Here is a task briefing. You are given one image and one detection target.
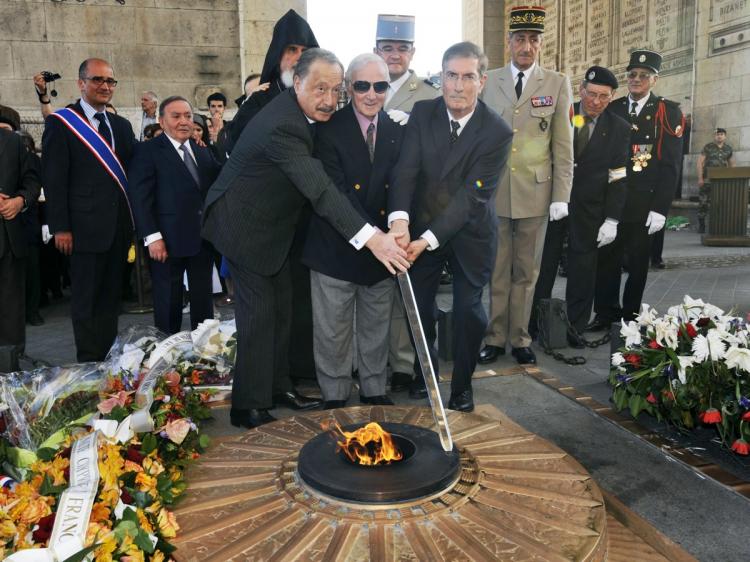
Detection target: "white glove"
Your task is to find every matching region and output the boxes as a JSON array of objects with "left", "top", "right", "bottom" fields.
[
  {"left": 387, "top": 109, "right": 409, "bottom": 126},
  {"left": 548, "top": 202, "right": 569, "bottom": 221},
  {"left": 596, "top": 219, "right": 618, "bottom": 248},
  {"left": 41, "top": 224, "right": 52, "bottom": 244},
  {"left": 645, "top": 211, "right": 666, "bottom": 235}
]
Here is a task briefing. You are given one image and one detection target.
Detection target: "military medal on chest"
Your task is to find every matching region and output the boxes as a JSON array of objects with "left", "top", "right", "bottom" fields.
[{"left": 631, "top": 144, "right": 652, "bottom": 172}]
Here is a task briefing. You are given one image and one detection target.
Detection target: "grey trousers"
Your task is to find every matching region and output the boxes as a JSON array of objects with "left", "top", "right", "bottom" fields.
[{"left": 311, "top": 271, "right": 393, "bottom": 400}]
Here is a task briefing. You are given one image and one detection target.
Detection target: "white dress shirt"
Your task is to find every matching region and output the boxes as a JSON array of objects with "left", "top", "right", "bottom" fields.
[
  {"left": 627, "top": 94, "right": 649, "bottom": 117},
  {"left": 510, "top": 62, "right": 536, "bottom": 96}
]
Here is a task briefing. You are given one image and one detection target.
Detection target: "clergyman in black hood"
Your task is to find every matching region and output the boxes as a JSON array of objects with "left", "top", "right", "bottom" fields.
[{"left": 225, "top": 9, "right": 318, "bottom": 150}]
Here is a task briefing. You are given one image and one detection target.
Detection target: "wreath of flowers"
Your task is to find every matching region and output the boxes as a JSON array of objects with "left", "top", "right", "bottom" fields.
[{"left": 610, "top": 296, "right": 750, "bottom": 455}]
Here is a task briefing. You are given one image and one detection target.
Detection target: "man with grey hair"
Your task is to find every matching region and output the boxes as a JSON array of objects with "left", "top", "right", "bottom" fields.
[
  {"left": 202, "top": 48, "right": 410, "bottom": 428},
  {"left": 129, "top": 95, "right": 221, "bottom": 334},
  {"left": 302, "top": 53, "right": 404, "bottom": 409},
  {"left": 388, "top": 41, "right": 513, "bottom": 412},
  {"left": 138, "top": 90, "right": 158, "bottom": 140}
]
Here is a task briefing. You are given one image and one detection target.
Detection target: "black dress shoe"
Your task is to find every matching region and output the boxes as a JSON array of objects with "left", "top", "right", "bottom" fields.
[
  {"left": 323, "top": 400, "right": 347, "bottom": 410},
  {"left": 360, "top": 395, "right": 394, "bottom": 406},
  {"left": 273, "top": 390, "right": 322, "bottom": 410},
  {"left": 478, "top": 345, "right": 505, "bottom": 364},
  {"left": 230, "top": 408, "right": 276, "bottom": 429},
  {"left": 585, "top": 316, "right": 612, "bottom": 332},
  {"left": 390, "top": 372, "right": 413, "bottom": 392},
  {"left": 567, "top": 332, "right": 586, "bottom": 349},
  {"left": 447, "top": 389, "right": 474, "bottom": 412},
  {"left": 511, "top": 346, "right": 536, "bottom": 365},
  {"left": 651, "top": 261, "right": 666, "bottom": 269},
  {"left": 409, "top": 378, "right": 428, "bottom": 399},
  {"left": 26, "top": 312, "right": 45, "bottom": 326}
]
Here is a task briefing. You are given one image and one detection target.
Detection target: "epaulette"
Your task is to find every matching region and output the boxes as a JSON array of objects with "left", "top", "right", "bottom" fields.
[
  {"left": 658, "top": 96, "right": 681, "bottom": 108},
  {"left": 424, "top": 78, "right": 440, "bottom": 90}
]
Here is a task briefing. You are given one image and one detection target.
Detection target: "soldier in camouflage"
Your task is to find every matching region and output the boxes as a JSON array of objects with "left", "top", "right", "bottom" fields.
[{"left": 696, "top": 127, "right": 735, "bottom": 233}]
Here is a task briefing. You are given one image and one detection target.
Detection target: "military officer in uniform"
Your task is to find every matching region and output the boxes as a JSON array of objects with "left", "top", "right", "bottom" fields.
[
  {"left": 374, "top": 14, "right": 440, "bottom": 397},
  {"left": 478, "top": 5, "right": 574, "bottom": 365},
  {"left": 529, "top": 66, "right": 630, "bottom": 346},
  {"left": 696, "top": 127, "right": 734, "bottom": 233},
  {"left": 589, "top": 49, "right": 684, "bottom": 330}
]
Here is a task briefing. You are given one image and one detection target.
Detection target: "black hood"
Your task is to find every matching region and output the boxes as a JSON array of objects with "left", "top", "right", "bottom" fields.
[{"left": 260, "top": 9, "right": 319, "bottom": 87}]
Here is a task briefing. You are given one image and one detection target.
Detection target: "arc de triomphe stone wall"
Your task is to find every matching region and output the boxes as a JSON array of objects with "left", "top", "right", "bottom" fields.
[
  {"left": 0, "top": 0, "right": 304, "bottom": 138},
  {"left": 464, "top": 0, "right": 750, "bottom": 198}
]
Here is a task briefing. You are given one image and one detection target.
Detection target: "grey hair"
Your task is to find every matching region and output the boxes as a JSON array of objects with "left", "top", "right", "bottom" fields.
[
  {"left": 293, "top": 48, "right": 344, "bottom": 81},
  {"left": 345, "top": 53, "right": 388, "bottom": 83},
  {"left": 159, "top": 95, "right": 192, "bottom": 117},
  {"left": 142, "top": 90, "right": 158, "bottom": 103},
  {"left": 442, "top": 42, "right": 488, "bottom": 75}
]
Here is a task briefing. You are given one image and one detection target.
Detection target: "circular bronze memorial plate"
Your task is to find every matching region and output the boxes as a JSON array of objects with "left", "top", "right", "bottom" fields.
[{"left": 173, "top": 406, "right": 607, "bottom": 561}]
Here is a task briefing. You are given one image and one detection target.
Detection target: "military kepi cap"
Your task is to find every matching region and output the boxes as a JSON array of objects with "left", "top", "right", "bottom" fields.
[
  {"left": 627, "top": 49, "right": 662, "bottom": 74},
  {"left": 376, "top": 14, "right": 415, "bottom": 42},
  {"left": 583, "top": 66, "right": 618, "bottom": 90},
  {"left": 508, "top": 5, "right": 546, "bottom": 33}
]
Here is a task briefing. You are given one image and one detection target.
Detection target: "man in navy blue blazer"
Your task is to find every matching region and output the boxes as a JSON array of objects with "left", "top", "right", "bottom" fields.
[{"left": 129, "top": 96, "right": 221, "bottom": 334}]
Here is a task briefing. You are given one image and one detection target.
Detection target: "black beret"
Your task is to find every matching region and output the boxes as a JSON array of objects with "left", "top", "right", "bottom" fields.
[
  {"left": 583, "top": 66, "right": 618, "bottom": 90},
  {"left": 0, "top": 104, "right": 20, "bottom": 131},
  {"left": 715, "top": 127, "right": 726, "bottom": 134}
]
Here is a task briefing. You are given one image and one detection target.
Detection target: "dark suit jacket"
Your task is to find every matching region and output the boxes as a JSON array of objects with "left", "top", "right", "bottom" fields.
[
  {"left": 202, "top": 89, "right": 367, "bottom": 277},
  {"left": 128, "top": 133, "right": 221, "bottom": 258},
  {"left": 389, "top": 97, "right": 512, "bottom": 286},
  {"left": 41, "top": 101, "right": 136, "bottom": 252},
  {"left": 609, "top": 93, "right": 684, "bottom": 222},
  {"left": 569, "top": 103, "right": 630, "bottom": 252},
  {"left": 0, "top": 130, "right": 42, "bottom": 258},
  {"left": 302, "top": 105, "right": 403, "bottom": 286}
]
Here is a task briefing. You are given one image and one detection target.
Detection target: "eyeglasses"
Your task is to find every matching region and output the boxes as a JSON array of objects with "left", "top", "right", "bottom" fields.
[
  {"left": 581, "top": 88, "right": 612, "bottom": 102},
  {"left": 377, "top": 45, "right": 413, "bottom": 54},
  {"left": 352, "top": 80, "right": 389, "bottom": 94},
  {"left": 443, "top": 71, "right": 479, "bottom": 84},
  {"left": 627, "top": 71, "right": 653, "bottom": 81},
  {"left": 85, "top": 76, "right": 118, "bottom": 87}
]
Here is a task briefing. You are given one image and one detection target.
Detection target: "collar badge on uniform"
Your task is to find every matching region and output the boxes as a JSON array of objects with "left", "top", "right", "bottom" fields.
[{"left": 409, "top": 82, "right": 417, "bottom": 91}]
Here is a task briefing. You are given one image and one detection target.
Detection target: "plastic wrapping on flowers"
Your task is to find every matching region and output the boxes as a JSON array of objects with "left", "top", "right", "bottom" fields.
[
  {"left": 609, "top": 296, "right": 750, "bottom": 454},
  {"left": 0, "top": 323, "right": 229, "bottom": 560}
]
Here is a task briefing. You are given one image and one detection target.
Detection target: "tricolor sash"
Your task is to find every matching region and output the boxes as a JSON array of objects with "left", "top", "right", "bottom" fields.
[{"left": 51, "top": 107, "right": 134, "bottom": 226}]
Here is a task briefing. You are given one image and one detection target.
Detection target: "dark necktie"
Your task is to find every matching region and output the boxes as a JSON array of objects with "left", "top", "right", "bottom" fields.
[
  {"left": 576, "top": 116, "right": 591, "bottom": 157},
  {"left": 449, "top": 120, "right": 460, "bottom": 145},
  {"left": 94, "top": 112, "right": 112, "bottom": 147},
  {"left": 366, "top": 122, "right": 375, "bottom": 163},
  {"left": 515, "top": 71, "right": 524, "bottom": 100},
  {"left": 179, "top": 143, "right": 200, "bottom": 185},
  {"left": 629, "top": 101, "right": 638, "bottom": 121}
]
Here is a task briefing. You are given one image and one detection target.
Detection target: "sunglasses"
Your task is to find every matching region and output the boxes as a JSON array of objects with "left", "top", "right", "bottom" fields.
[
  {"left": 84, "top": 76, "right": 119, "bottom": 87},
  {"left": 352, "top": 80, "right": 389, "bottom": 94},
  {"left": 627, "top": 71, "right": 653, "bottom": 81}
]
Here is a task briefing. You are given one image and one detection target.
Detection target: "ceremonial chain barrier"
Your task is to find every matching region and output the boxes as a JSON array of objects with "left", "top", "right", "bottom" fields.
[
  {"left": 610, "top": 296, "right": 750, "bottom": 456},
  {"left": 0, "top": 320, "right": 236, "bottom": 561}
]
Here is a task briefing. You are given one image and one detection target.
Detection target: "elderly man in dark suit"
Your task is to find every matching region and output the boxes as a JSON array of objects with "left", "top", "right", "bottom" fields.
[
  {"left": 529, "top": 66, "right": 630, "bottom": 346},
  {"left": 388, "top": 42, "right": 513, "bottom": 412},
  {"left": 42, "top": 58, "right": 136, "bottom": 361},
  {"left": 129, "top": 96, "right": 221, "bottom": 334},
  {"left": 202, "top": 48, "right": 409, "bottom": 429},
  {"left": 302, "top": 53, "right": 403, "bottom": 409},
  {"left": 0, "top": 123, "right": 42, "bottom": 354}
]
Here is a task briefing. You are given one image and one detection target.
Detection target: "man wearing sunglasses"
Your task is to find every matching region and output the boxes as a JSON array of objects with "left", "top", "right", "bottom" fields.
[
  {"left": 374, "top": 13, "right": 440, "bottom": 398},
  {"left": 42, "top": 58, "right": 137, "bottom": 361},
  {"left": 588, "top": 49, "right": 684, "bottom": 332},
  {"left": 388, "top": 42, "right": 513, "bottom": 412},
  {"left": 302, "top": 54, "right": 404, "bottom": 409}
]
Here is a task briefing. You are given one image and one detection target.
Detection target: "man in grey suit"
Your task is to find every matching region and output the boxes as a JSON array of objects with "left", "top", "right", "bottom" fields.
[
  {"left": 202, "top": 49, "right": 409, "bottom": 429},
  {"left": 478, "top": 6, "right": 574, "bottom": 366}
]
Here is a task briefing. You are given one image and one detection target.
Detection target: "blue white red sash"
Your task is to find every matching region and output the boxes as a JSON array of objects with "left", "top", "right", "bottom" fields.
[{"left": 51, "top": 107, "right": 134, "bottom": 226}]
